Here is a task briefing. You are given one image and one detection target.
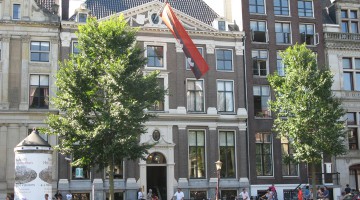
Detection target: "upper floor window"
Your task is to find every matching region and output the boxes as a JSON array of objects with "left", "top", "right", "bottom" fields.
[
  {"left": 149, "top": 78, "right": 165, "bottom": 111},
  {"left": 13, "top": 4, "right": 21, "bottom": 20},
  {"left": 341, "top": 10, "right": 359, "bottom": 33},
  {"left": 30, "top": 41, "right": 50, "bottom": 62},
  {"left": 249, "top": 0, "right": 265, "bottom": 14},
  {"left": 186, "top": 47, "right": 203, "bottom": 70},
  {"left": 255, "top": 132, "right": 273, "bottom": 176},
  {"left": 300, "top": 24, "right": 316, "bottom": 45},
  {"left": 250, "top": 21, "right": 267, "bottom": 43},
  {"left": 29, "top": 75, "right": 49, "bottom": 109},
  {"left": 274, "top": 0, "right": 289, "bottom": 16},
  {"left": 216, "top": 49, "right": 233, "bottom": 71},
  {"left": 275, "top": 22, "right": 291, "bottom": 44},
  {"left": 281, "top": 137, "right": 298, "bottom": 176},
  {"left": 253, "top": 85, "right": 270, "bottom": 118},
  {"left": 276, "top": 51, "right": 285, "bottom": 76},
  {"left": 343, "top": 57, "right": 360, "bottom": 91},
  {"left": 78, "top": 13, "right": 87, "bottom": 23},
  {"left": 189, "top": 130, "right": 206, "bottom": 178},
  {"left": 187, "top": 79, "right": 204, "bottom": 112},
  {"left": 219, "top": 131, "right": 236, "bottom": 178},
  {"left": 72, "top": 41, "right": 80, "bottom": 54},
  {"left": 347, "top": 112, "right": 359, "bottom": 150},
  {"left": 218, "top": 21, "right": 226, "bottom": 31},
  {"left": 217, "top": 80, "right": 234, "bottom": 112},
  {"left": 252, "top": 50, "right": 268, "bottom": 76},
  {"left": 147, "top": 45, "right": 164, "bottom": 68},
  {"left": 298, "top": 0, "right": 313, "bottom": 17},
  {"left": 105, "top": 162, "right": 123, "bottom": 179}
]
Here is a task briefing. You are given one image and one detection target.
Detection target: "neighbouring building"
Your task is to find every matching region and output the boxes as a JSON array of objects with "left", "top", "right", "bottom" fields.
[
  {"left": 59, "top": 0, "right": 247, "bottom": 199},
  {"left": 0, "top": 0, "right": 60, "bottom": 199},
  {"left": 323, "top": 0, "right": 360, "bottom": 193}
]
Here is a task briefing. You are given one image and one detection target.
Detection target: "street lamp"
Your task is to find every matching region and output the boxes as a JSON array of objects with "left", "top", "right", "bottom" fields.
[{"left": 215, "top": 160, "right": 223, "bottom": 200}]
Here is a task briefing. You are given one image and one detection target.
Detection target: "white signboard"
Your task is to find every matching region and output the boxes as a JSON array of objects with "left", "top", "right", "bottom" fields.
[{"left": 14, "top": 152, "right": 52, "bottom": 200}]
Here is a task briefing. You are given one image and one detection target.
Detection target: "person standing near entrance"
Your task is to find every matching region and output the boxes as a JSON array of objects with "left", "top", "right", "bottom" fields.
[
  {"left": 147, "top": 189, "right": 153, "bottom": 200},
  {"left": 138, "top": 188, "right": 145, "bottom": 200},
  {"left": 173, "top": 188, "right": 184, "bottom": 200},
  {"left": 345, "top": 184, "right": 351, "bottom": 194}
]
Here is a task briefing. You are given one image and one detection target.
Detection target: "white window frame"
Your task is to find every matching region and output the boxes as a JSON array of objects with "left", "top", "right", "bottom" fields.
[
  {"left": 252, "top": 50, "right": 268, "bottom": 77},
  {"left": 215, "top": 48, "right": 234, "bottom": 72},
  {"left": 217, "top": 79, "right": 235, "bottom": 113},
  {"left": 275, "top": 21, "right": 292, "bottom": 44},
  {"left": 298, "top": 0, "right": 314, "bottom": 18},
  {"left": 276, "top": 51, "right": 285, "bottom": 76},
  {"left": 218, "top": 129, "right": 237, "bottom": 178},
  {"left": 253, "top": 85, "right": 271, "bottom": 118},
  {"left": 77, "top": 13, "right": 88, "bottom": 23},
  {"left": 249, "top": 0, "right": 266, "bottom": 15},
  {"left": 186, "top": 47, "right": 203, "bottom": 70},
  {"left": 300, "top": 23, "right": 316, "bottom": 46},
  {"left": 186, "top": 78, "right": 205, "bottom": 113},
  {"left": 255, "top": 132, "right": 274, "bottom": 177},
  {"left": 13, "top": 3, "right": 21, "bottom": 20},
  {"left": 188, "top": 129, "right": 207, "bottom": 179},
  {"left": 29, "top": 74, "right": 50, "bottom": 109},
  {"left": 72, "top": 41, "right": 79, "bottom": 54},
  {"left": 144, "top": 42, "right": 167, "bottom": 70},
  {"left": 250, "top": 20, "right": 268, "bottom": 43},
  {"left": 30, "top": 41, "right": 50, "bottom": 62},
  {"left": 274, "top": 0, "right": 290, "bottom": 16}
]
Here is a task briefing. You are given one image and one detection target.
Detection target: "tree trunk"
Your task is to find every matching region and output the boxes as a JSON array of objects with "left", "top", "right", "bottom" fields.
[
  {"left": 311, "top": 162, "right": 317, "bottom": 200},
  {"left": 109, "top": 163, "right": 114, "bottom": 200}
]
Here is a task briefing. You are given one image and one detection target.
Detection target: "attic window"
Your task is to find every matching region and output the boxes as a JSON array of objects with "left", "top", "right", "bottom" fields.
[
  {"left": 218, "top": 21, "right": 226, "bottom": 31},
  {"left": 78, "top": 13, "right": 87, "bottom": 23}
]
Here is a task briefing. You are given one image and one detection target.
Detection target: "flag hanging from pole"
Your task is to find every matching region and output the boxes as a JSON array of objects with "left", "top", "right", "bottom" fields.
[{"left": 160, "top": 3, "right": 209, "bottom": 79}]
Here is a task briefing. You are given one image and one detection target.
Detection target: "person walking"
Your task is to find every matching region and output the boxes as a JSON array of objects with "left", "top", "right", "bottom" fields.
[
  {"left": 173, "top": 188, "right": 184, "bottom": 200},
  {"left": 297, "top": 187, "right": 303, "bottom": 200},
  {"left": 45, "top": 194, "right": 49, "bottom": 200},
  {"left": 138, "top": 188, "right": 145, "bottom": 200},
  {"left": 147, "top": 189, "right": 153, "bottom": 200},
  {"left": 345, "top": 184, "right": 351, "bottom": 194},
  {"left": 239, "top": 188, "right": 249, "bottom": 200}
]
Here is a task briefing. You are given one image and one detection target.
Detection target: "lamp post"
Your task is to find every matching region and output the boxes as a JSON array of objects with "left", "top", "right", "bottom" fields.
[{"left": 215, "top": 160, "right": 222, "bottom": 200}]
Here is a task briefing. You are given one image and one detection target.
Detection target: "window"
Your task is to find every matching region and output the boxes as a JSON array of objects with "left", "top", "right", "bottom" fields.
[
  {"left": 275, "top": 22, "right": 291, "bottom": 44},
  {"left": 252, "top": 50, "right": 268, "bottom": 76},
  {"left": 300, "top": 24, "right": 316, "bottom": 45},
  {"left": 277, "top": 51, "right": 285, "bottom": 76},
  {"left": 29, "top": 75, "right": 49, "bottom": 109},
  {"left": 274, "top": 0, "right": 289, "bottom": 16},
  {"left": 72, "top": 163, "right": 90, "bottom": 179},
  {"left": 149, "top": 78, "right": 164, "bottom": 111},
  {"left": 105, "top": 162, "right": 123, "bottom": 179},
  {"left": 186, "top": 47, "right": 203, "bottom": 70},
  {"left": 190, "top": 191, "right": 207, "bottom": 200},
  {"left": 71, "top": 193, "right": 90, "bottom": 200},
  {"left": 13, "top": 4, "right": 20, "bottom": 19},
  {"left": 341, "top": 10, "right": 359, "bottom": 33},
  {"left": 30, "top": 41, "right": 50, "bottom": 62},
  {"left": 187, "top": 79, "right": 204, "bottom": 112},
  {"left": 255, "top": 132, "right": 273, "bottom": 176},
  {"left": 343, "top": 57, "right": 360, "bottom": 91},
  {"left": 253, "top": 85, "right": 270, "bottom": 118},
  {"left": 216, "top": 49, "right": 233, "bottom": 71},
  {"left": 106, "top": 192, "right": 123, "bottom": 200},
  {"left": 347, "top": 112, "right": 359, "bottom": 150},
  {"left": 78, "top": 13, "right": 87, "bottom": 22},
  {"left": 218, "top": 21, "right": 226, "bottom": 31},
  {"left": 189, "top": 130, "right": 206, "bottom": 178},
  {"left": 72, "top": 41, "right": 80, "bottom": 54},
  {"left": 281, "top": 137, "right": 298, "bottom": 176},
  {"left": 249, "top": 0, "right": 265, "bottom": 14},
  {"left": 250, "top": 21, "right": 267, "bottom": 42},
  {"left": 298, "top": 0, "right": 313, "bottom": 17},
  {"left": 219, "top": 131, "right": 235, "bottom": 178},
  {"left": 217, "top": 80, "right": 234, "bottom": 112},
  {"left": 147, "top": 45, "right": 164, "bottom": 68},
  {"left": 220, "top": 190, "right": 237, "bottom": 200}
]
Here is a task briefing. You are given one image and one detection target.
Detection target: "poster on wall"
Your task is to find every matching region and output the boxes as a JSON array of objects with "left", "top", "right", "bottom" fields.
[{"left": 14, "top": 152, "right": 52, "bottom": 200}]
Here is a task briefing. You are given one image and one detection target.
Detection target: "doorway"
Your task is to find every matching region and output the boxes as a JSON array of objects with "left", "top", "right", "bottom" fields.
[{"left": 147, "top": 166, "right": 167, "bottom": 200}]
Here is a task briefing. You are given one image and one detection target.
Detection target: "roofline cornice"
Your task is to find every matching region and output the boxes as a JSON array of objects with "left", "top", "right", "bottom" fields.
[
  {"left": 0, "top": 20, "right": 60, "bottom": 27},
  {"left": 139, "top": 27, "right": 244, "bottom": 38}
]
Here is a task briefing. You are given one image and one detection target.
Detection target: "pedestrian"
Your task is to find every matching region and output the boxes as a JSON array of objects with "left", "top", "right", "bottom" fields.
[
  {"left": 304, "top": 186, "right": 310, "bottom": 200},
  {"left": 345, "top": 184, "right": 351, "bottom": 194},
  {"left": 239, "top": 188, "right": 249, "bottom": 200},
  {"left": 147, "top": 189, "right": 153, "bottom": 200},
  {"left": 45, "top": 194, "right": 49, "bottom": 200},
  {"left": 297, "top": 187, "right": 303, "bottom": 200},
  {"left": 55, "top": 191, "right": 62, "bottom": 200},
  {"left": 322, "top": 186, "right": 329, "bottom": 200},
  {"left": 6, "top": 195, "right": 12, "bottom": 200},
  {"left": 317, "top": 186, "right": 323, "bottom": 200},
  {"left": 138, "top": 188, "right": 145, "bottom": 200},
  {"left": 173, "top": 188, "right": 184, "bottom": 200}
]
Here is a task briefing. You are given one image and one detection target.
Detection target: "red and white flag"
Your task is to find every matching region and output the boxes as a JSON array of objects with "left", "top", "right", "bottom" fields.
[{"left": 160, "top": 3, "right": 209, "bottom": 79}]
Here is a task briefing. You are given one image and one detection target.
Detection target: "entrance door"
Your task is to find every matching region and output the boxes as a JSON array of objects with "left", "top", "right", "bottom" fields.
[{"left": 147, "top": 166, "right": 167, "bottom": 200}]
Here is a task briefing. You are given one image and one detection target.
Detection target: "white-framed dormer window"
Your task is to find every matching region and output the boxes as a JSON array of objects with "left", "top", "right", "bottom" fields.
[
  {"left": 78, "top": 13, "right": 87, "bottom": 23},
  {"left": 145, "top": 43, "right": 166, "bottom": 69},
  {"left": 216, "top": 49, "right": 233, "bottom": 71},
  {"left": 218, "top": 21, "right": 226, "bottom": 31},
  {"left": 13, "top": 4, "right": 21, "bottom": 20},
  {"left": 186, "top": 47, "right": 203, "bottom": 70},
  {"left": 252, "top": 50, "right": 268, "bottom": 76},
  {"left": 30, "top": 41, "right": 50, "bottom": 62}
]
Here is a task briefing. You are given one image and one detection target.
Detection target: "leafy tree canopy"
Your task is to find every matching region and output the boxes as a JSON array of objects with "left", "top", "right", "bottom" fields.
[
  {"left": 42, "top": 15, "right": 166, "bottom": 170},
  {"left": 268, "top": 43, "right": 347, "bottom": 164}
]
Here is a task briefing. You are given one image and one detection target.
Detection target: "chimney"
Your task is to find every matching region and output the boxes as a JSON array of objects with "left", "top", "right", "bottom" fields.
[{"left": 62, "top": 0, "right": 69, "bottom": 20}]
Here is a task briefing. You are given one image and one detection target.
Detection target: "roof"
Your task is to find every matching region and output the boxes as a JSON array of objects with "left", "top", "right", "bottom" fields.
[
  {"left": 16, "top": 129, "right": 51, "bottom": 147},
  {"left": 82, "top": 0, "right": 219, "bottom": 25}
]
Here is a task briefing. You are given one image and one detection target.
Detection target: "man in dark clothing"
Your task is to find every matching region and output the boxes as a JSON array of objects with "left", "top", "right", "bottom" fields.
[{"left": 345, "top": 184, "right": 351, "bottom": 194}]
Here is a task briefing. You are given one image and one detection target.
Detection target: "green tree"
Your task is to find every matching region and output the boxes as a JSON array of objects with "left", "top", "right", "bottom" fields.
[
  {"left": 268, "top": 44, "right": 347, "bottom": 196},
  {"left": 43, "top": 16, "right": 165, "bottom": 200}
]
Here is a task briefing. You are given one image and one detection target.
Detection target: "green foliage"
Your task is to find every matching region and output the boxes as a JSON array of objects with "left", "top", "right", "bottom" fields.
[
  {"left": 42, "top": 15, "right": 166, "bottom": 170},
  {"left": 268, "top": 43, "right": 347, "bottom": 164}
]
